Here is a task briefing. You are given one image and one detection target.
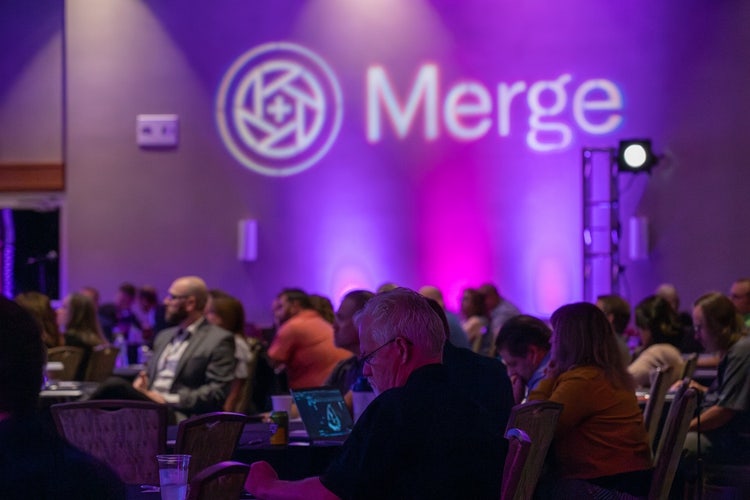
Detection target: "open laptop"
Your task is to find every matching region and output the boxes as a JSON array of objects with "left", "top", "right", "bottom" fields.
[{"left": 290, "top": 386, "right": 354, "bottom": 444}]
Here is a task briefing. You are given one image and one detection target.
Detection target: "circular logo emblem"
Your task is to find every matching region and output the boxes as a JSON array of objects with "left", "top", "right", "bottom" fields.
[{"left": 216, "top": 42, "right": 343, "bottom": 177}]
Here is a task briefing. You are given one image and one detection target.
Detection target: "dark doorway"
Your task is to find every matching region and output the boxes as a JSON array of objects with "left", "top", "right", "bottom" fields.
[{"left": 1, "top": 209, "right": 60, "bottom": 299}]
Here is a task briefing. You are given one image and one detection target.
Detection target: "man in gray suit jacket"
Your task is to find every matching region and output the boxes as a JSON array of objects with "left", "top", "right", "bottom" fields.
[{"left": 132, "top": 276, "right": 235, "bottom": 419}]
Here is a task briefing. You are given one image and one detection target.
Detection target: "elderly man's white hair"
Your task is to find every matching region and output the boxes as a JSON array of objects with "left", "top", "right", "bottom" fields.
[{"left": 356, "top": 287, "right": 444, "bottom": 357}]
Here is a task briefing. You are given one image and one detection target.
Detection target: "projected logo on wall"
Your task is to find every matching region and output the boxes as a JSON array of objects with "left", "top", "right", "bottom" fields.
[
  {"left": 218, "top": 42, "right": 626, "bottom": 176},
  {"left": 216, "top": 42, "right": 343, "bottom": 177}
]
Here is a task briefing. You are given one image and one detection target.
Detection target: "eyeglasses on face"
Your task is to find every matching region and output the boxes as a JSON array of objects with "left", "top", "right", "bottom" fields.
[
  {"left": 166, "top": 293, "right": 189, "bottom": 301},
  {"left": 359, "top": 337, "right": 412, "bottom": 365}
]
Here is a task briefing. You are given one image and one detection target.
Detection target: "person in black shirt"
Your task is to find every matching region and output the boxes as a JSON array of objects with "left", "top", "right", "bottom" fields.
[
  {"left": 246, "top": 288, "right": 506, "bottom": 499},
  {"left": 0, "top": 296, "right": 125, "bottom": 499}
]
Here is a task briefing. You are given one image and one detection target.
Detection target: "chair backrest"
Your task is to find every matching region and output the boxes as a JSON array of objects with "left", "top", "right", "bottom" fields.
[
  {"left": 186, "top": 461, "right": 250, "bottom": 500},
  {"left": 501, "top": 428, "right": 532, "bottom": 500},
  {"left": 84, "top": 344, "right": 120, "bottom": 382},
  {"left": 681, "top": 353, "right": 698, "bottom": 380},
  {"left": 175, "top": 412, "right": 247, "bottom": 479},
  {"left": 505, "top": 400, "right": 564, "bottom": 500},
  {"left": 648, "top": 382, "right": 698, "bottom": 500},
  {"left": 47, "top": 346, "right": 85, "bottom": 381},
  {"left": 643, "top": 365, "right": 672, "bottom": 450},
  {"left": 50, "top": 399, "right": 168, "bottom": 485}
]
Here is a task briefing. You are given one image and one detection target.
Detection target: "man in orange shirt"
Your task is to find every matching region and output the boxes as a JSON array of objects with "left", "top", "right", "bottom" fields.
[{"left": 268, "top": 288, "right": 351, "bottom": 389}]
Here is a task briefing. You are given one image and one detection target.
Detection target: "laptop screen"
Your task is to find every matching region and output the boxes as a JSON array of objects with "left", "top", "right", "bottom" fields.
[{"left": 290, "top": 386, "right": 354, "bottom": 439}]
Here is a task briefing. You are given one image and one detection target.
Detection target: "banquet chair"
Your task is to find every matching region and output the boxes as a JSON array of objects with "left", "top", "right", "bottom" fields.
[
  {"left": 186, "top": 461, "right": 250, "bottom": 500},
  {"left": 83, "top": 344, "right": 120, "bottom": 382},
  {"left": 175, "top": 411, "right": 247, "bottom": 479},
  {"left": 504, "top": 400, "right": 564, "bottom": 500},
  {"left": 681, "top": 353, "right": 698, "bottom": 380},
  {"left": 47, "top": 346, "right": 85, "bottom": 381},
  {"left": 51, "top": 399, "right": 168, "bottom": 485},
  {"left": 648, "top": 381, "right": 698, "bottom": 500},
  {"left": 501, "top": 428, "right": 532, "bottom": 500},
  {"left": 643, "top": 365, "right": 672, "bottom": 451}
]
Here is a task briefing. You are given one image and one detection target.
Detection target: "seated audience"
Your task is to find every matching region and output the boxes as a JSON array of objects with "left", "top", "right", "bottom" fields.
[
  {"left": 529, "top": 302, "right": 652, "bottom": 498},
  {"left": 0, "top": 296, "right": 126, "bottom": 499},
  {"left": 683, "top": 292, "right": 750, "bottom": 468},
  {"left": 325, "top": 290, "right": 375, "bottom": 397},
  {"left": 595, "top": 294, "right": 634, "bottom": 365},
  {"left": 418, "top": 285, "right": 471, "bottom": 349},
  {"left": 268, "top": 288, "right": 351, "bottom": 389},
  {"left": 92, "top": 276, "right": 236, "bottom": 421},
  {"left": 478, "top": 282, "right": 521, "bottom": 339},
  {"left": 460, "top": 287, "right": 492, "bottom": 355},
  {"left": 15, "top": 291, "right": 63, "bottom": 348},
  {"left": 58, "top": 292, "right": 108, "bottom": 379},
  {"left": 205, "top": 290, "right": 253, "bottom": 413},
  {"left": 309, "top": 294, "right": 336, "bottom": 325},
  {"left": 375, "top": 282, "right": 398, "bottom": 293},
  {"left": 246, "top": 288, "right": 507, "bottom": 499},
  {"left": 655, "top": 283, "right": 702, "bottom": 353},
  {"left": 428, "top": 298, "right": 514, "bottom": 429},
  {"left": 98, "top": 282, "right": 143, "bottom": 343},
  {"left": 628, "top": 295, "right": 685, "bottom": 387},
  {"left": 495, "top": 314, "right": 552, "bottom": 404},
  {"left": 135, "top": 285, "right": 170, "bottom": 344},
  {"left": 729, "top": 277, "right": 750, "bottom": 329}
]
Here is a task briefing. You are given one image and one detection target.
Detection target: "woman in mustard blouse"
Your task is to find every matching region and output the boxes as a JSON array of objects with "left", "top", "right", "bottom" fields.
[{"left": 529, "top": 302, "right": 653, "bottom": 498}]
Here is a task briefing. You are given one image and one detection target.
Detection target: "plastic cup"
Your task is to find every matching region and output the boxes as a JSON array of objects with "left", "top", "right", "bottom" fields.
[
  {"left": 271, "top": 394, "right": 294, "bottom": 414},
  {"left": 156, "top": 454, "right": 190, "bottom": 500}
]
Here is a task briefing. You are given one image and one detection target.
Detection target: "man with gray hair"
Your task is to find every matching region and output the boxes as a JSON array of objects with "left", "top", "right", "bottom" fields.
[{"left": 246, "top": 287, "right": 506, "bottom": 499}]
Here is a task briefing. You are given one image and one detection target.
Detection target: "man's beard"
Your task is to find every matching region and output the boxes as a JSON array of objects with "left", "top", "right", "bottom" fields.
[{"left": 166, "top": 306, "right": 189, "bottom": 324}]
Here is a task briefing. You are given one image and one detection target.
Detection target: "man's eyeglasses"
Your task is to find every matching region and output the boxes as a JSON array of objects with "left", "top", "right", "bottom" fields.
[
  {"left": 166, "top": 293, "right": 189, "bottom": 301},
  {"left": 359, "top": 337, "right": 412, "bottom": 365}
]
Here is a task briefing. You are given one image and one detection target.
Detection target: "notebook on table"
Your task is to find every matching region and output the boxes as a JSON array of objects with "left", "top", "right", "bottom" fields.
[{"left": 289, "top": 386, "right": 354, "bottom": 444}]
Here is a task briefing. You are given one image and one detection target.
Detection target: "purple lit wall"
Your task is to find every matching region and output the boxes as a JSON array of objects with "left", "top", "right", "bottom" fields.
[{"left": 2, "top": 1, "right": 749, "bottom": 323}]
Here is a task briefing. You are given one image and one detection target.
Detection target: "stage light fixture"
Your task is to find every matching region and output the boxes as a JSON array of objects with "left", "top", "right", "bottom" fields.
[{"left": 617, "top": 139, "right": 658, "bottom": 173}]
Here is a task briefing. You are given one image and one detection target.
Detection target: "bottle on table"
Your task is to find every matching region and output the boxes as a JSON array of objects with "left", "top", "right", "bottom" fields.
[{"left": 352, "top": 376, "right": 376, "bottom": 422}]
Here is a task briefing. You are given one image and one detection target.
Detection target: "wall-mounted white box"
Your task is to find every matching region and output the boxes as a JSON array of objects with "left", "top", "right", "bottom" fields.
[
  {"left": 136, "top": 114, "right": 179, "bottom": 147},
  {"left": 237, "top": 219, "right": 258, "bottom": 262}
]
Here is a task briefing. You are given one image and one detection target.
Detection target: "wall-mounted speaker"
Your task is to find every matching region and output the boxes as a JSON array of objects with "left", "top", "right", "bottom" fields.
[
  {"left": 237, "top": 219, "right": 258, "bottom": 262},
  {"left": 628, "top": 216, "right": 649, "bottom": 260}
]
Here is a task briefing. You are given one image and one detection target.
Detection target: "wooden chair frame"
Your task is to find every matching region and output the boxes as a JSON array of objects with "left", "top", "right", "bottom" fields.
[
  {"left": 648, "top": 382, "right": 698, "bottom": 500},
  {"left": 501, "top": 428, "right": 532, "bottom": 500},
  {"left": 504, "top": 400, "right": 564, "bottom": 500},
  {"left": 175, "top": 411, "right": 247, "bottom": 479},
  {"left": 47, "top": 346, "right": 85, "bottom": 381},
  {"left": 186, "top": 461, "right": 250, "bottom": 500},
  {"left": 643, "top": 365, "right": 672, "bottom": 451}
]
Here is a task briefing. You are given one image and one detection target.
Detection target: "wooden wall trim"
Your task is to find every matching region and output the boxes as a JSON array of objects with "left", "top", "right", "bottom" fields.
[{"left": 0, "top": 163, "right": 64, "bottom": 192}]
